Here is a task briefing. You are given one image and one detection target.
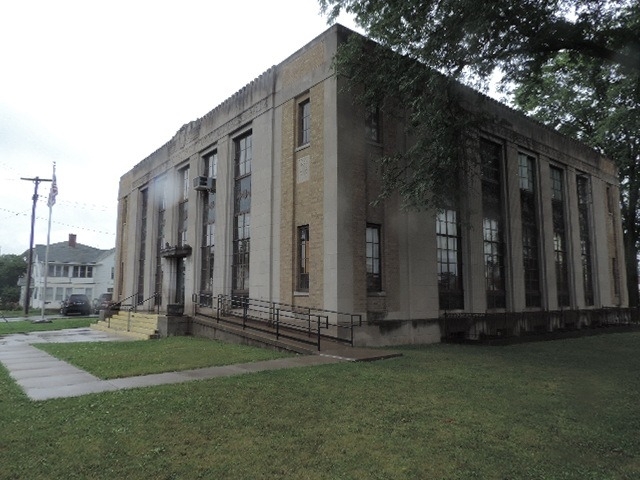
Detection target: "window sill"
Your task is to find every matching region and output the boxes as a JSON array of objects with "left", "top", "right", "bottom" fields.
[
  {"left": 295, "top": 143, "right": 310, "bottom": 153},
  {"left": 294, "top": 291, "right": 309, "bottom": 297},
  {"left": 367, "top": 291, "right": 386, "bottom": 297}
]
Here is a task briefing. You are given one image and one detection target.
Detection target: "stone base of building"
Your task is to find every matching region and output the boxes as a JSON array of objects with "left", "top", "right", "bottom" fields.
[
  {"left": 157, "top": 314, "right": 191, "bottom": 337},
  {"left": 353, "top": 319, "right": 441, "bottom": 347}
]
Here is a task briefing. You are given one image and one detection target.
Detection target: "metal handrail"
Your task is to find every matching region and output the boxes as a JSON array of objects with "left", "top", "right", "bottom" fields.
[
  {"left": 111, "top": 292, "right": 138, "bottom": 311},
  {"left": 135, "top": 292, "right": 160, "bottom": 314},
  {"left": 106, "top": 292, "right": 159, "bottom": 332},
  {"left": 202, "top": 294, "right": 359, "bottom": 350}
]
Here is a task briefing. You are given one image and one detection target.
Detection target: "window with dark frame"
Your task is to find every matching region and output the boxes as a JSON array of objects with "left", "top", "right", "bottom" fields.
[
  {"left": 298, "top": 99, "right": 310, "bottom": 146},
  {"left": 550, "top": 167, "right": 570, "bottom": 307},
  {"left": 297, "top": 225, "right": 310, "bottom": 292},
  {"left": 436, "top": 209, "right": 463, "bottom": 309},
  {"left": 481, "top": 139, "right": 506, "bottom": 309},
  {"left": 365, "top": 106, "right": 380, "bottom": 143},
  {"left": 612, "top": 258, "right": 621, "bottom": 296},
  {"left": 606, "top": 185, "right": 614, "bottom": 214},
  {"left": 577, "top": 174, "right": 594, "bottom": 306},
  {"left": 518, "top": 153, "right": 541, "bottom": 308},
  {"left": 366, "top": 224, "right": 382, "bottom": 292},
  {"left": 72, "top": 266, "right": 93, "bottom": 278},
  {"left": 118, "top": 197, "right": 128, "bottom": 298},
  {"left": 154, "top": 175, "right": 166, "bottom": 306},
  {"left": 200, "top": 151, "right": 217, "bottom": 306},
  {"left": 178, "top": 167, "right": 189, "bottom": 247},
  {"left": 232, "top": 133, "right": 252, "bottom": 295},
  {"left": 48, "top": 265, "right": 69, "bottom": 277},
  {"left": 137, "top": 188, "right": 148, "bottom": 305}
]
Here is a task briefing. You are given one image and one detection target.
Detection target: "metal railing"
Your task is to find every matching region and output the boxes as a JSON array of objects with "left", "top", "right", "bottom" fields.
[
  {"left": 193, "top": 293, "right": 361, "bottom": 351},
  {"left": 107, "top": 292, "right": 159, "bottom": 331},
  {"left": 441, "top": 307, "right": 640, "bottom": 342},
  {"left": 111, "top": 292, "right": 159, "bottom": 313},
  {"left": 136, "top": 292, "right": 160, "bottom": 314}
]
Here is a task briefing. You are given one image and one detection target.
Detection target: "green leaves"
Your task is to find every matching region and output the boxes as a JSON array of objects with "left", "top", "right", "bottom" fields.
[
  {"left": 0, "top": 254, "right": 26, "bottom": 308},
  {"left": 514, "top": 51, "right": 640, "bottom": 305}
]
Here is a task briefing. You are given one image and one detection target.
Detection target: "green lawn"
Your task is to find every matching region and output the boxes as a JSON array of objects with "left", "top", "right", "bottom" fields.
[
  {"left": 0, "top": 317, "right": 92, "bottom": 335},
  {"left": 1, "top": 333, "right": 639, "bottom": 479},
  {"left": 36, "top": 337, "right": 293, "bottom": 378}
]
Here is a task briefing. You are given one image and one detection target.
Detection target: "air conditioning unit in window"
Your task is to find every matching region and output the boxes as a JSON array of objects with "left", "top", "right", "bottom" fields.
[{"left": 193, "top": 176, "right": 216, "bottom": 192}]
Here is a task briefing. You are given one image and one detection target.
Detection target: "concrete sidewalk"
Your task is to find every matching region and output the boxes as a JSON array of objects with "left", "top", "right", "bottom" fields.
[{"left": 0, "top": 328, "right": 395, "bottom": 401}]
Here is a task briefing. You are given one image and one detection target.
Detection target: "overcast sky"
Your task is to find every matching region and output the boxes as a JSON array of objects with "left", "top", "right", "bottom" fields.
[{"left": 0, "top": 0, "right": 360, "bottom": 256}]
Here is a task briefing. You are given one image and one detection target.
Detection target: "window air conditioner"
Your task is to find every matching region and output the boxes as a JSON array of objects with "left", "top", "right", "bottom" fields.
[{"left": 193, "top": 176, "right": 216, "bottom": 192}]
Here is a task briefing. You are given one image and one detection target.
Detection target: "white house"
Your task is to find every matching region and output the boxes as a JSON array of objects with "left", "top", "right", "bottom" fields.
[{"left": 21, "top": 234, "right": 115, "bottom": 311}]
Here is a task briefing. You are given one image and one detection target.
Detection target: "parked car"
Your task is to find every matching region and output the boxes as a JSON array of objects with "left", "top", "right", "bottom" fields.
[
  {"left": 93, "top": 293, "right": 113, "bottom": 314},
  {"left": 60, "top": 294, "right": 92, "bottom": 316}
]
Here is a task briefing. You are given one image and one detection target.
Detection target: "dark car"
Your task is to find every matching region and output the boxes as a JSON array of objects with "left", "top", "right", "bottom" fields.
[
  {"left": 60, "top": 294, "right": 92, "bottom": 316},
  {"left": 93, "top": 293, "right": 113, "bottom": 314}
]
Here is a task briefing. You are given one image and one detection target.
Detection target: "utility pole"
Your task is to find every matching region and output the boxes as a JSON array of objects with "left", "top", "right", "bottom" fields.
[{"left": 20, "top": 176, "right": 52, "bottom": 316}]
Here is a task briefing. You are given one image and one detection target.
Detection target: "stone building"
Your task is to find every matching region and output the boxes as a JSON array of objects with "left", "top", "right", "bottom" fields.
[{"left": 114, "top": 25, "right": 627, "bottom": 346}]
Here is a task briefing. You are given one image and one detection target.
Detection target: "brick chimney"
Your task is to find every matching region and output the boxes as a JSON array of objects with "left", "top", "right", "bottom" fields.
[{"left": 68, "top": 234, "right": 77, "bottom": 247}]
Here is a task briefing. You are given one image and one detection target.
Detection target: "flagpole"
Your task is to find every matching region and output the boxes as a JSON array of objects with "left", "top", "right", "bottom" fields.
[{"left": 39, "top": 162, "right": 57, "bottom": 323}]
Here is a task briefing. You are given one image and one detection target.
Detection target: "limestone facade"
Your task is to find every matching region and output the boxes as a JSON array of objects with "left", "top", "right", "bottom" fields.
[{"left": 114, "top": 25, "right": 627, "bottom": 346}]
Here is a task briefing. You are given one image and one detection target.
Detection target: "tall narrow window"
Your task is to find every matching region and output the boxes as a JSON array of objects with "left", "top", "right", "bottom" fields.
[
  {"left": 518, "top": 154, "right": 541, "bottom": 307},
  {"left": 366, "top": 224, "right": 382, "bottom": 292},
  {"left": 118, "top": 197, "right": 128, "bottom": 297},
  {"left": 154, "top": 175, "right": 166, "bottom": 306},
  {"left": 577, "top": 174, "right": 594, "bottom": 306},
  {"left": 200, "top": 152, "right": 217, "bottom": 305},
  {"left": 137, "top": 189, "right": 148, "bottom": 305},
  {"left": 481, "top": 139, "right": 506, "bottom": 309},
  {"left": 298, "top": 99, "right": 310, "bottom": 146},
  {"left": 233, "top": 133, "right": 252, "bottom": 296},
  {"left": 178, "top": 167, "right": 189, "bottom": 246},
  {"left": 612, "top": 258, "right": 621, "bottom": 296},
  {"left": 174, "top": 168, "right": 189, "bottom": 305},
  {"left": 606, "top": 186, "right": 614, "bottom": 215},
  {"left": 437, "top": 209, "right": 463, "bottom": 309},
  {"left": 551, "top": 167, "right": 570, "bottom": 307},
  {"left": 365, "top": 106, "right": 380, "bottom": 143},
  {"left": 298, "top": 225, "right": 310, "bottom": 291}
]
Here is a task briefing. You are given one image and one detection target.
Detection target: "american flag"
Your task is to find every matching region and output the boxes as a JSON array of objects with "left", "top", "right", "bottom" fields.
[{"left": 47, "top": 170, "right": 58, "bottom": 207}]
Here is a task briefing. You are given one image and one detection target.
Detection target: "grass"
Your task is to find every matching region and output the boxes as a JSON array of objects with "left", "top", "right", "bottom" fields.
[
  {"left": 0, "top": 317, "right": 92, "bottom": 335},
  {"left": 35, "top": 337, "right": 293, "bottom": 378},
  {"left": 0, "top": 308, "right": 60, "bottom": 318},
  {"left": 1, "top": 332, "right": 639, "bottom": 479}
]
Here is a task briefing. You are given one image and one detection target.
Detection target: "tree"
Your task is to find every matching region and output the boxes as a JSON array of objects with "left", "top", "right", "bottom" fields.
[
  {"left": 320, "top": 0, "right": 640, "bottom": 304},
  {"left": 0, "top": 254, "right": 27, "bottom": 309},
  {"left": 514, "top": 55, "right": 640, "bottom": 306},
  {"left": 321, "top": 1, "right": 639, "bottom": 82}
]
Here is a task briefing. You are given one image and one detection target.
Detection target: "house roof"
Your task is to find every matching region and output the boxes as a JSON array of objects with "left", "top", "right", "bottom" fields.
[{"left": 27, "top": 242, "right": 113, "bottom": 264}]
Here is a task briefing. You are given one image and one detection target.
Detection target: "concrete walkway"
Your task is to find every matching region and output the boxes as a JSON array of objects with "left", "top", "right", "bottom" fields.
[{"left": 0, "top": 328, "right": 393, "bottom": 401}]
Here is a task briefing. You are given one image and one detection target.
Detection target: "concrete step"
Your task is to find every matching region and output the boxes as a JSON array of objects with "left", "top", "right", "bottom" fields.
[
  {"left": 102, "top": 318, "right": 156, "bottom": 333},
  {"left": 91, "top": 311, "right": 159, "bottom": 340},
  {"left": 91, "top": 321, "right": 156, "bottom": 340},
  {"left": 107, "top": 316, "right": 158, "bottom": 331}
]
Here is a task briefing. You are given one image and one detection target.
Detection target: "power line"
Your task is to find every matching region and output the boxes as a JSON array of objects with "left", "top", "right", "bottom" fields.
[{"left": 0, "top": 207, "right": 115, "bottom": 236}]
